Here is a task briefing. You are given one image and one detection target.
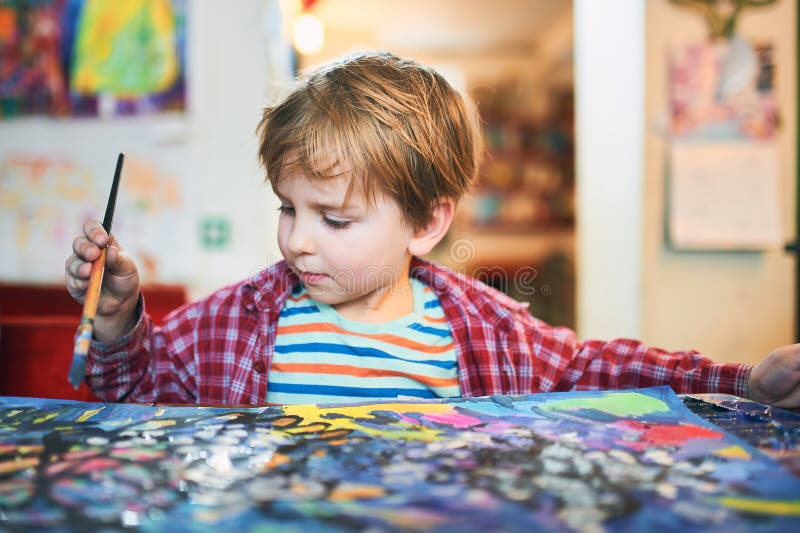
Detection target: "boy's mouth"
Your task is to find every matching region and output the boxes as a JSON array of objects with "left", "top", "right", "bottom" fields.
[{"left": 298, "top": 270, "right": 328, "bottom": 285}]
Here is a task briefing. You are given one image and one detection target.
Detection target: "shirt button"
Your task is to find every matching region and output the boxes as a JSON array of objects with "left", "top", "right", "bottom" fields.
[{"left": 253, "top": 361, "right": 266, "bottom": 373}]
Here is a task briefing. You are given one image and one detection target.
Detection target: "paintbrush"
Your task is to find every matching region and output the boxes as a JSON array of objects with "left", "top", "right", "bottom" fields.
[{"left": 68, "top": 153, "right": 125, "bottom": 389}]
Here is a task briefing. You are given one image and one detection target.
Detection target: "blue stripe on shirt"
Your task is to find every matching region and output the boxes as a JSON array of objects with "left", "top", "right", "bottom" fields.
[
  {"left": 280, "top": 306, "right": 320, "bottom": 318},
  {"left": 407, "top": 323, "right": 451, "bottom": 337},
  {"left": 274, "top": 342, "right": 457, "bottom": 369}
]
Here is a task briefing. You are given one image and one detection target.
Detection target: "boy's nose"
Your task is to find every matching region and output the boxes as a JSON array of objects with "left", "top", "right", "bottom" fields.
[{"left": 287, "top": 222, "right": 316, "bottom": 255}]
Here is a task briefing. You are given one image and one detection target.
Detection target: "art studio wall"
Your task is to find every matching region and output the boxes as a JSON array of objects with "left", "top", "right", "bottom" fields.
[
  {"left": 0, "top": 0, "right": 290, "bottom": 299},
  {"left": 642, "top": 0, "right": 796, "bottom": 363}
]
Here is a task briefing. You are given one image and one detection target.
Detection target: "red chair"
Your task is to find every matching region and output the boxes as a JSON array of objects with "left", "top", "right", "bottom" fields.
[{"left": 0, "top": 283, "right": 187, "bottom": 401}]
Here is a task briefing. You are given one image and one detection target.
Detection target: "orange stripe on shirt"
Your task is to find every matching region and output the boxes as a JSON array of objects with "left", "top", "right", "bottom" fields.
[
  {"left": 421, "top": 314, "right": 447, "bottom": 323},
  {"left": 288, "top": 292, "right": 312, "bottom": 303},
  {"left": 270, "top": 362, "right": 459, "bottom": 388},
  {"left": 277, "top": 322, "right": 454, "bottom": 353}
]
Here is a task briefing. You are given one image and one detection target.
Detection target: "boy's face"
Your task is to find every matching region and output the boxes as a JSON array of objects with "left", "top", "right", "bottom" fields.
[{"left": 275, "top": 168, "right": 417, "bottom": 319}]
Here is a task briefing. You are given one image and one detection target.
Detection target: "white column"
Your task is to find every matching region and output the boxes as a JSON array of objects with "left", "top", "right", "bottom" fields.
[{"left": 574, "top": 0, "right": 645, "bottom": 339}]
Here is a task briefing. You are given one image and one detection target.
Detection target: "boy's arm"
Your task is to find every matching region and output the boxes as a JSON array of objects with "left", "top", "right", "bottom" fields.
[
  {"left": 86, "top": 294, "right": 198, "bottom": 403},
  {"left": 517, "top": 319, "right": 750, "bottom": 397},
  {"left": 562, "top": 336, "right": 751, "bottom": 397},
  {"left": 524, "top": 318, "right": 800, "bottom": 408}
]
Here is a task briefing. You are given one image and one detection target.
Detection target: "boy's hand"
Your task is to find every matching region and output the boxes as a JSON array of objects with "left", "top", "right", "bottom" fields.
[
  {"left": 747, "top": 343, "right": 800, "bottom": 408},
  {"left": 65, "top": 220, "right": 140, "bottom": 341}
]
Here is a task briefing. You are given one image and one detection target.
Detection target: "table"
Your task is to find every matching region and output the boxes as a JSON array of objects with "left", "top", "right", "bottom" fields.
[{"left": 1, "top": 386, "right": 799, "bottom": 532}]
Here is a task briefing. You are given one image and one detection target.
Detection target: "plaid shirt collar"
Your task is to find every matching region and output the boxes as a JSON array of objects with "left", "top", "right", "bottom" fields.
[{"left": 242, "top": 256, "right": 526, "bottom": 326}]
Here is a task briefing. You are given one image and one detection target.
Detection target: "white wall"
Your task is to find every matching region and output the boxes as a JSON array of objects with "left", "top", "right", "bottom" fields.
[
  {"left": 187, "top": 0, "right": 288, "bottom": 298},
  {"left": 643, "top": 0, "right": 796, "bottom": 363},
  {"left": 0, "top": 0, "right": 290, "bottom": 299},
  {"left": 575, "top": 0, "right": 795, "bottom": 363}
]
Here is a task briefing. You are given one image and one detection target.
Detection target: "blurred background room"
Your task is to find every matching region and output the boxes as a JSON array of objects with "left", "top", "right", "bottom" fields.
[{"left": 0, "top": 0, "right": 796, "bottom": 400}]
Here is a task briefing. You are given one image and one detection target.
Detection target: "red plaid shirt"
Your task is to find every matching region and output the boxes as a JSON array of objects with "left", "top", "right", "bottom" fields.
[{"left": 87, "top": 258, "right": 752, "bottom": 404}]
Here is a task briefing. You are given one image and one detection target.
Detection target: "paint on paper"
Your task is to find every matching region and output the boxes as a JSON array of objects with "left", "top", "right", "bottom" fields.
[
  {"left": 0, "top": 0, "right": 186, "bottom": 119},
  {"left": 1, "top": 386, "right": 799, "bottom": 532},
  {"left": 0, "top": 151, "right": 186, "bottom": 282}
]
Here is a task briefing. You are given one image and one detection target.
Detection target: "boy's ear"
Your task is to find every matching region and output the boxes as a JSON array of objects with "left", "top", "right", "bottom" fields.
[{"left": 408, "top": 198, "right": 455, "bottom": 256}]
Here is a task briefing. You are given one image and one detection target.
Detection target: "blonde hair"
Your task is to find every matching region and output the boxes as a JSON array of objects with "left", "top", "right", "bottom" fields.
[{"left": 257, "top": 51, "right": 483, "bottom": 230}]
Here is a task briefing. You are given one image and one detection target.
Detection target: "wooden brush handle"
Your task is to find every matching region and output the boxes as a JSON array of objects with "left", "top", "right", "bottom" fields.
[{"left": 81, "top": 247, "right": 107, "bottom": 320}]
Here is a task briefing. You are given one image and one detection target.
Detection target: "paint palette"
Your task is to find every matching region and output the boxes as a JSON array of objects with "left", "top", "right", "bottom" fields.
[{"left": 1, "top": 386, "right": 799, "bottom": 532}]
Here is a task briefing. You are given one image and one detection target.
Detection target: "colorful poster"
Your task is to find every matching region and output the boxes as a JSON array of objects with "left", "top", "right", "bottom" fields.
[
  {"left": 667, "top": 37, "right": 782, "bottom": 250},
  {"left": 1, "top": 387, "right": 799, "bottom": 531},
  {"left": 669, "top": 38, "right": 777, "bottom": 141},
  {"left": 0, "top": 0, "right": 186, "bottom": 119}
]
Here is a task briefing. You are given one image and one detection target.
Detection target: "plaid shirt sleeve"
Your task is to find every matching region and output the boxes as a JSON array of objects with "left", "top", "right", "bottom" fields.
[
  {"left": 528, "top": 319, "right": 753, "bottom": 397},
  {"left": 420, "top": 258, "right": 752, "bottom": 399},
  {"left": 86, "top": 293, "right": 201, "bottom": 404}
]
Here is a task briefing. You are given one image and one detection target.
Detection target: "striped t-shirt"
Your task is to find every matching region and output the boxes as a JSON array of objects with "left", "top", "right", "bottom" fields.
[{"left": 267, "top": 278, "right": 460, "bottom": 405}]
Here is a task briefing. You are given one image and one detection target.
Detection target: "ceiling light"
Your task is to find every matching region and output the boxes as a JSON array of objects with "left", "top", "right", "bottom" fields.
[{"left": 293, "top": 13, "right": 324, "bottom": 55}]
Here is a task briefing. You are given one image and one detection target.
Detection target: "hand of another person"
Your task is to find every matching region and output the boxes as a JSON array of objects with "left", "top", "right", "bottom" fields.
[{"left": 748, "top": 343, "right": 800, "bottom": 408}]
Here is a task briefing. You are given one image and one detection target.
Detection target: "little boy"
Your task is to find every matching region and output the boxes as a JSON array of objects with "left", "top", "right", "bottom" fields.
[{"left": 65, "top": 51, "right": 800, "bottom": 407}]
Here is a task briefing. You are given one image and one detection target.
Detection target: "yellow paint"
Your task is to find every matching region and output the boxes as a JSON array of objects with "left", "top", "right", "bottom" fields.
[
  {"left": 5, "top": 409, "right": 22, "bottom": 417},
  {"left": 139, "top": 419, "right": 176, "bottom": 429},
  {"left": 33, "top": 413, "right": 59, "bottom": 424},
  {"left": 76, "top": 406, "right": 105, "bottom": 422},
  {"left": 328, "top": 483, "right": 386, "bottom": 501},
  {"left": 713, "top": 445, "right": 751, "bottom": 460},
  {"left": 717, "top": 497, "right": 800, "bottom": 515},
  {"left": 154, "top": 409, "right": 166, "bottom": 416},
  {"left": 282, "top": 402, "right": 454, "bottom": 441}
]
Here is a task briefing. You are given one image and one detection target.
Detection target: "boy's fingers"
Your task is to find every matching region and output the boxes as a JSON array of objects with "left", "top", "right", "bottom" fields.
[
  {"left": 65, "top": 270, "right": 87, "bottom": 299},
  {"left": 82, "top": 220, "right": 108, "bottom": 247},
  {"left": 67, "top": 275, "right": 87, "bottom": 293},
  {"left": 72, "top": 236, "right": 101, "bottom": 262},
  {"left": 65, "top": 255, "right": 88, "bottom": 279}
]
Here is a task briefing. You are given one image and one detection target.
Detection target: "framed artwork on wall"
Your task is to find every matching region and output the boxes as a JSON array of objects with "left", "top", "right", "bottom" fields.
[{"left": 0, "top": 0, "right": 187, "bottom": 120}]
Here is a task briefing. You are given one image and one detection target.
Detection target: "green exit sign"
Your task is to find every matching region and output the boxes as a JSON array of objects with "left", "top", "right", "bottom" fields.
[{"left": 200, "top": 216, "right": 231, "bottom": 250}]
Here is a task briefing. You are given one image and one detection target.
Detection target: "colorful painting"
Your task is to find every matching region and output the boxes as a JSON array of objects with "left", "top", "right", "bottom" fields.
[
  {"left": 684, "top": 393, "right": 800, "bottom": 477},
  {"left": 0, "top": 0, "right": 186, "bottom": 119},
  {"left": 669, "top": 38, "right": 777, "bottom": 140},
  {"left": 1, "top": 386, "right": 799, "bottom": 532}
]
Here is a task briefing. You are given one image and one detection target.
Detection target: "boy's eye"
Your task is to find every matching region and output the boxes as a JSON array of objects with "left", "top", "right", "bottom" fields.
[
  {"left": 322, "top": 215, "right": 352, "bottom": 230},
  {"left": 278, "top": 205, "right": 295, "bottom": 215}
]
